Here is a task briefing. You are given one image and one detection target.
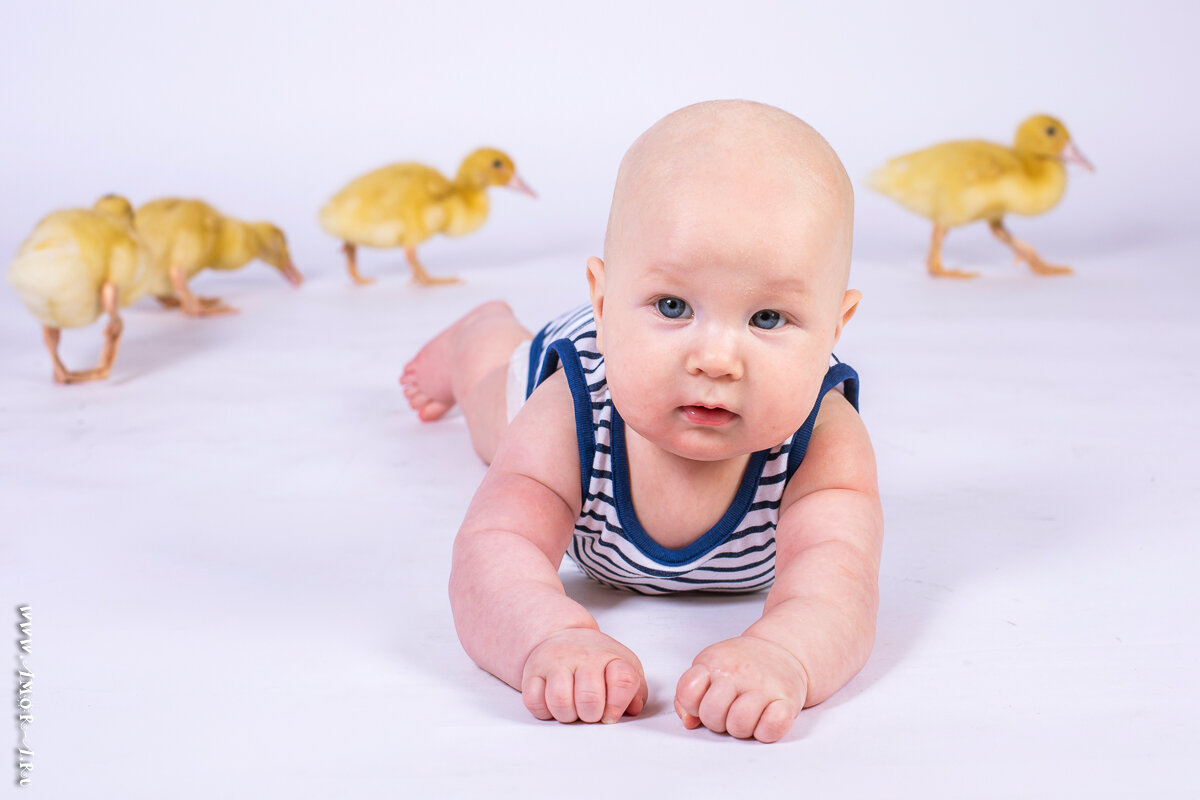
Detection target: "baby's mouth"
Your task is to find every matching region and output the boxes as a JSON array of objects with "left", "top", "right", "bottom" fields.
[{"left": 680, "top": 405, "right": 737, "bottom": 426}]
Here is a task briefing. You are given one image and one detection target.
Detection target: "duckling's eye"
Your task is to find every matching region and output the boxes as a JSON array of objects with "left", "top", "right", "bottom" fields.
[
  {"left": 750, "top": 310, "right": 783, "bottom": 329},
  {"left": 655, "top": 297, "right": 690, "bottom": 319},
  {"left": 1046, "top": 126, "right": 1057, "bottom": 136},
  {"left": 492, "top": 159, "right": 504, "bottom": 169}
]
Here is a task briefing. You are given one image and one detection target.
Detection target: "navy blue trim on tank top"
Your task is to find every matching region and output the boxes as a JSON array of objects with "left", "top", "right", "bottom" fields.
[
  {"left": 785, "top": 361, "right": 860, "bottom": 480},
  {"left": 539, "top": 338, "right": 595, "bottom": 502},
  {"left": 610, "top": 409, "right": 771, "bottom": 565},
  {"left": 525, "top": 327, "right": 547, "bottom": 400}
]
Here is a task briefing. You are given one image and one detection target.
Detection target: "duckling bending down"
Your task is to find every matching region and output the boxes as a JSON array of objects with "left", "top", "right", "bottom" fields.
[
  {"left": 870, "top": 114, "right": 1093, "bottom": 278},
  {"left": 134, "top": 198, "right": 302, "bottom": 316},
  {"left": 6, "top": 195, "right": 153, "bottom": 384},
  {"left": 319, "top": 148, "right": 535, "bottom": 286}
]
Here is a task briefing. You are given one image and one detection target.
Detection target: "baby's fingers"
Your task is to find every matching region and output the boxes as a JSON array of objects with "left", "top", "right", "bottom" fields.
[
  {"left": 601, "top": 658, "right": 646, "bottom": 724},
  {"left": 522, "top": 675, "right": 553, "bottom": 721},
  {"left": 674, "top": 665, "right": 712, "bottom": 730},
  {"left": 754, "top": 699, "right": 798, "bottom": 744},
  {"left": 696, "top": 674, "right": 738, "bottom": 734},
  {"left": 724, "top": 694, "right": 797, "bottom": 742},
  {"left": 573, "top": 665, "right": 607, "bottom": 723},
  {"left": 524, "top": 672, "right": 579, "bottom": 722}
]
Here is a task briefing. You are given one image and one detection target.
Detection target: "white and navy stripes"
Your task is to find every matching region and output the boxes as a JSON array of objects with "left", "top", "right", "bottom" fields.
[{"left": 527, "top": 305, "right": 859, "bottom": 596}]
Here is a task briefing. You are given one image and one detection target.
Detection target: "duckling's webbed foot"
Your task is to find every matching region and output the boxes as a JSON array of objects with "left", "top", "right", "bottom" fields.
[
  {"left": 926, "top": 225, "right": 978, "bottom": 279},
  {"left": 180, "top": 294, "right": 238, "bottom": 317},
  {"left": 405, "top": 246, "right": 460, "bottom": 286},
  {"left": 155, "top": 295, "right": 182, "bottom": 309},
  {"left": 989, "top": 220, "right": 1073, "bottom": 276},
  {"left": 169, "top": 265, "right": 238, "bottom": 316}
]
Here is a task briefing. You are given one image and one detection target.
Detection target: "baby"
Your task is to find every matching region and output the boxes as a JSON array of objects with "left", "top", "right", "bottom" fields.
[{"left": 401, "top": 100, "right": 883, "bottom": 743}]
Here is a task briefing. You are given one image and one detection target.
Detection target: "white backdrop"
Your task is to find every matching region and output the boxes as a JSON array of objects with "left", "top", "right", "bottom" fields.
[
  {"left": 3, "top": 2, "right": 1199, "bottom": 798},
  {"left": 3, "top": 1, "right": 1196, "bottom": 262}
]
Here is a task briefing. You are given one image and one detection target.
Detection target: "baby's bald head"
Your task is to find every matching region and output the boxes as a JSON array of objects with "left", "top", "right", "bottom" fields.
[{"left": 603, "top": 100, "right": 855, "bottom": 292}]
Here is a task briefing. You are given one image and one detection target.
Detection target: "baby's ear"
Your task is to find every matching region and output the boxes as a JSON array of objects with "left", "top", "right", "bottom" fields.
[
  {"left": 587, "top": 257, "right": 606, "bottom": 351},
  {"left": 835, "top": 289, "right": 862, "bottom": 344}
]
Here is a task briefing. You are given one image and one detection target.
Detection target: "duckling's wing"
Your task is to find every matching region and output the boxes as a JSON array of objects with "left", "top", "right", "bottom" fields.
[
  {"left": 870, "top": 141, "right": 1022, "bottom": 225},
  {"left": 320, "top": 164, "right": 453, "bottom": 246},
  {"left": 104, "top": 224, "right": 155, "bottom": 307},
  {"left": 134, "top": 199, "right": 221, "bottom": 290}
]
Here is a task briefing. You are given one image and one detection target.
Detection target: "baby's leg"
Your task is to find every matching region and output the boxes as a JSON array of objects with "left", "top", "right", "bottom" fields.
[{"left": 401, "top": 300, "right": 531, "bottom": 464}]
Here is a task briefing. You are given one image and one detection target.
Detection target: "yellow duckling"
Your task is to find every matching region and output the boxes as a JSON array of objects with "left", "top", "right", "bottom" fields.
[
  {"left": 870, "top": 114, "right": 1093, "bottom": 278},
  {"left": 134, "top": 198, "right": 302, "bottom": 316},
  {"left": 6, "top": 195, "right": 153, "bottom": 384},
  {"left": 320, "top": 148, "right": 535, "bottom": 286}
]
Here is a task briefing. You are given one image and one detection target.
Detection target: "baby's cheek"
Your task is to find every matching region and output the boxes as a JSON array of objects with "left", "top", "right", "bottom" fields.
[{"left": 763, "top": 388, "right": 818, "bottom": 440}]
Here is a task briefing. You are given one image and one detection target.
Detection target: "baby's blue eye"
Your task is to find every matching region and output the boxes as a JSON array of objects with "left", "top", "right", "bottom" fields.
[
  {"left": 656, "top": 297, "right": 690, "bottom": 319},
  {"left": 750, "top": 310, "right": 783, "bottom": 329}
]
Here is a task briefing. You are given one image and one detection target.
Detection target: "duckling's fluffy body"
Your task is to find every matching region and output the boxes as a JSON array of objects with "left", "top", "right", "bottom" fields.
[
  {"left": 871, "top": 140, "right": 1068, "bottom": 227},
  {"left": 8, "top": 197, "right": 152, "bottom": 328},
  {"left": 135, "top": 198, "right": 299, "bottom": 300},
  {"left": 319, "top": 148, "right": 533, "bottom": 284},
  {"left": 869, "top": 114, "right": 1090, "bottom": 278},
  {"left": 320, "top": 163, "right": 490, "bottom": 248}
]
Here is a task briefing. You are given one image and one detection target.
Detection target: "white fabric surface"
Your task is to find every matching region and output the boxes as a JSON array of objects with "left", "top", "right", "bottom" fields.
[
  {"left": 4, "top": 1, "right": 1200, "bottom": 795},
  {"left": 3, "top": 243, "right": 1198, "bottom": 797}
]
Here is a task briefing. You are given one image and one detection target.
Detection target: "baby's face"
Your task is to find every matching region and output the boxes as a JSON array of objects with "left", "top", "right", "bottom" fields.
[{"left": 592, "top": 154, "right": 855, "bottom": 463}]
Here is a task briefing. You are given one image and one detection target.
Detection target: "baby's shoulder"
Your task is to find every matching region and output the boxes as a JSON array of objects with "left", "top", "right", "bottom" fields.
[
  {"left": 780, "top": 388, "right": 876, "bottom": 511},
  {"left": 490, "top": 369, "right": 583, "bottom": 513}
]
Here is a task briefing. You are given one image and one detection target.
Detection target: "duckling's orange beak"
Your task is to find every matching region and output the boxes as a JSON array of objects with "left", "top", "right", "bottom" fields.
[
  {"left": 1061, "top": 141, "right": 1094, "bottom": 172},
  {"left": 278, "top": 260, "right": 304, "bottom": 286},
  {"left": 506, "top": 173, "right": 537, "bottom": 198}
]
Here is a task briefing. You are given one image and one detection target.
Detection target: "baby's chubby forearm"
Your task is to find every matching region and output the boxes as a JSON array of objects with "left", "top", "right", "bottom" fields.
[
  {"left": 747, "top": 487, "right": 883, "bottom": 705},
  {"left": 450, "top": 512, "right": 649, "bottom": 724},
  {"left": 449, "top": 526, "right": 597, "bottom": 688},
  {"left": 674, "top": 483, "right": 882, "bottom": 743}
]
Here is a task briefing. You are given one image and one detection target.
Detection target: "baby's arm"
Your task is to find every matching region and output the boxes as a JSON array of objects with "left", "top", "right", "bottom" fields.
[
  {"left": 449, "top": 372, "right": 648, "bottom": 724},
  {"left": 674, "top": 390, "right": 883, "bottom": 742}
]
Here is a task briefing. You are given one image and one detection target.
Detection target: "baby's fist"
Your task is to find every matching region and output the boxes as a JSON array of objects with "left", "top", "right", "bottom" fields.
[
  {"left": 521, "top": 628, "right": 647, "bottom": 725},
  {"left": 674, "top": 635, "right": 809, "bottom": 743}
]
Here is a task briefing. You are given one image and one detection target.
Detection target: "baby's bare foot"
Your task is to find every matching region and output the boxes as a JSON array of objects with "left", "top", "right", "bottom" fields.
[
  {"left": 401, "top": 326, "right": 458, "bottom": 421},
  {"left": 402, "top": 301, "right": 525, "bottom": 424}
]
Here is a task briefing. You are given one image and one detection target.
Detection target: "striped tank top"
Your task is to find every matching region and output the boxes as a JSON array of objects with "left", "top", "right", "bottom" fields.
[{"left": 525, "top": 305, "right": 860, "bottom": 595}]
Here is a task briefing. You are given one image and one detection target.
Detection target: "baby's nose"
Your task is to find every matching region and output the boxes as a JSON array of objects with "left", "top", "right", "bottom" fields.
[{"left": 685, "top": 328, "right": 744, "bottom": 380}]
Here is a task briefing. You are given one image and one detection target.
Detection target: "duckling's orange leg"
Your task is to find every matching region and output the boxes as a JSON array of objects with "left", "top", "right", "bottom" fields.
[
  {"left": 171, "top": 265, "right": 238, "bottom": 316},
  {"left": 405, "top": 246, "right": 461, "bottom": 286},
  {"left": 344, "top": 242, "right": 375, "bottom": 285},
  {"left": 988, "top": 220, "right": 1073, "bottom": 276},
  {"left": 927, "top": 225, "right": 978, "bottom": 279},
  {"left": 42, "top": 327, "right": 73, "bottom": 384},
  {"left": 91, "top": 282, "right": 124, "bottom": 379},
  {"left": 42, "top": 282, "right": 124, "bottom": 384}
]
